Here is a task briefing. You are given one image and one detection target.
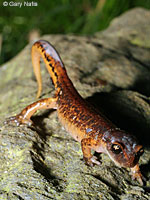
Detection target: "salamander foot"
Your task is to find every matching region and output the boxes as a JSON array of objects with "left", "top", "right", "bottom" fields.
[
  {"left": 84, "top": 156, "right": 101, "bottom": 167},
  {"left": 4, "top": 114, "right": 33, "bottom": 127},
  {"left": 130, "top": 164, "right": 146, "bottom": 185}
]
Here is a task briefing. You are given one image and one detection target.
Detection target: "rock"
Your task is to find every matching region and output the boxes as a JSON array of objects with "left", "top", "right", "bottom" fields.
[{"left": 0, "top": 8, "right": 150, "bottom": 200}]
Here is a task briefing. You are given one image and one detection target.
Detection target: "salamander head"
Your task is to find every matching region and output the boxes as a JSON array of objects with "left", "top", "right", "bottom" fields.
[{"left": 102, "top": 128, "right": 144, "bottom": 168}]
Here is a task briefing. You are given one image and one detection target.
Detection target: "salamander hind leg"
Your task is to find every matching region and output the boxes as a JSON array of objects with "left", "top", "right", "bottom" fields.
[
  {"left": 4, "top": 97, "right": 57, "bottom": 127},
  {"left": 81, "top": 137, "right": 101, "bottom": 166}
]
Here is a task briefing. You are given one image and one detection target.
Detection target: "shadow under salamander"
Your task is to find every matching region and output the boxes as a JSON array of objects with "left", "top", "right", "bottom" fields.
[{"left": 86, "top": 91, "right": 150, "bottom": 147}]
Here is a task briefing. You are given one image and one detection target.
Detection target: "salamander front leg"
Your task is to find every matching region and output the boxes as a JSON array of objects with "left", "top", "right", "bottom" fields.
[
  {"left": 81, "top": 137, "right": 101, "bottom": 166},
  {"left": 130, "top": 164, "right": 145, "bottom": 185},
  {"left": 4, "top": 97, "right": 57, "bottom": 126}
]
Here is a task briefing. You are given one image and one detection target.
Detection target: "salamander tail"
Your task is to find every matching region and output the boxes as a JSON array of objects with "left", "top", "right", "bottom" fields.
[{"left": 31, "top": 40, "right": 67, "bottom": 98}]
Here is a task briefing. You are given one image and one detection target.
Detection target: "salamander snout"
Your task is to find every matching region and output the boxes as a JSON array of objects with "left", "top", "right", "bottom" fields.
[{"left": 102, "top": 129, "right": 144, "bottom": 168}]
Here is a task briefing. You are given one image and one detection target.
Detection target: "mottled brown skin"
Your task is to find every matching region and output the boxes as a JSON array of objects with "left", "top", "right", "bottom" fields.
[{"left": 5, "top": 40, "right": 144, "bottom": 185}]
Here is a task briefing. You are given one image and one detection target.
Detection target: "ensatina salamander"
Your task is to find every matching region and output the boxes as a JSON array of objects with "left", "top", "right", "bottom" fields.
[{"left": 5, "top": 40, "right": 144, "bottom": 185}]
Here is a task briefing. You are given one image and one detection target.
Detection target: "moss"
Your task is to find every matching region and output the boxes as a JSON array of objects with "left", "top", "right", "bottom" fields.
[{"left": 131, "top": 37, "right": 150, "bottom": 48}]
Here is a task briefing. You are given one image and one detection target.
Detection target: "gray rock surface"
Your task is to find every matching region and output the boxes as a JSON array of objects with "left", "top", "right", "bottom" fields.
[{"left": 0, "top": 8, "right": 150, "bottom": 200}]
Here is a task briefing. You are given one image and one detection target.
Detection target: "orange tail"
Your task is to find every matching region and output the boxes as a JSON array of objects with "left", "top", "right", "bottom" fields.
[{"left": 31, "top": 40, "right": 67, "bottom": 98}]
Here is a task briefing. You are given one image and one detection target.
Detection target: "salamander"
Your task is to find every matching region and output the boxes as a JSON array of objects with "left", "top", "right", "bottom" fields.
[{"left": 5, "top": 40, "right": 144, "bottom": 185}]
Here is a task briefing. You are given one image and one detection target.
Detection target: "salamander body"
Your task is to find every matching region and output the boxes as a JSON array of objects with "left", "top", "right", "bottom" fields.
[{"left": 5, "top": 40, "right": 144, "bottom": 184}]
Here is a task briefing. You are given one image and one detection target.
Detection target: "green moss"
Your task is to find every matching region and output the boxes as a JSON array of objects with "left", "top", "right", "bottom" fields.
[{"left": 131, "top": 38, "right": 150, "bottom": 48}]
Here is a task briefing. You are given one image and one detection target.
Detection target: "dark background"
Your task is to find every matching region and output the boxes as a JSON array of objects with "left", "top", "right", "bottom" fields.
[{"left": 0, "top": 0, "right": 150, "bottom": 65}]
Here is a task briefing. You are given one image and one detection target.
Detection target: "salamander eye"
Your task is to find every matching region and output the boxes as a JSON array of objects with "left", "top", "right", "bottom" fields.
[{"left": 111, "top": 144, "right": 122, "bottom": 154}]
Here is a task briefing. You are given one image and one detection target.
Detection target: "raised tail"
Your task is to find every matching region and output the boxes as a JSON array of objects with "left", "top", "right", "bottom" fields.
[{"left": 31, "top": 40, "right": 67, "bottom": 98}]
